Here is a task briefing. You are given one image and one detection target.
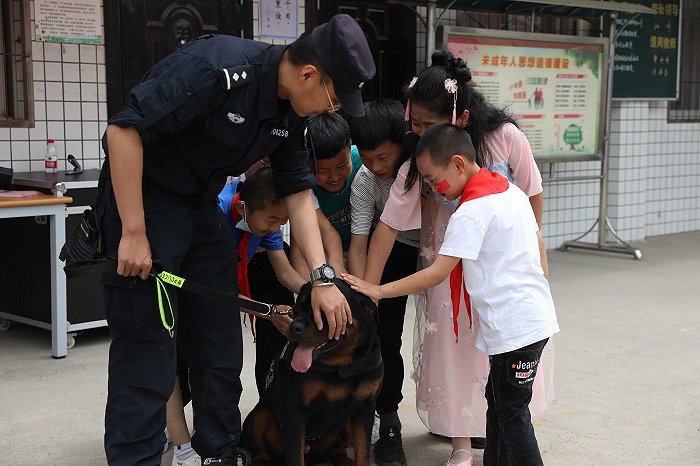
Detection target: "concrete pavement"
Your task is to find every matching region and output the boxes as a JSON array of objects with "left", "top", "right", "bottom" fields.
[{"left": 1, "top": 232, "right": 699, "bottom": 465}]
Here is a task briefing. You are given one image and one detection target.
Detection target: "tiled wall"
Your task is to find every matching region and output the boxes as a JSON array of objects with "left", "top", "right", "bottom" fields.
[{"left": 0, "top": 0, "right": 106, "bottom": 173}]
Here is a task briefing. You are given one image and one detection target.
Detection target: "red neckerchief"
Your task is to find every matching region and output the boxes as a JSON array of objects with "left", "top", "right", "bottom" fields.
[
  {"left": 231, "top": 193, "right": 255, "bottom": 338},
  {"left": 449, "top": 168, "right": 509, "bottom": 342}
]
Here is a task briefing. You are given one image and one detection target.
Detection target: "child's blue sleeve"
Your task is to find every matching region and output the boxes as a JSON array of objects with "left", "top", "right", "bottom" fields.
[{"left": 260, "top": 231, "right": 284, "bottom": 251}]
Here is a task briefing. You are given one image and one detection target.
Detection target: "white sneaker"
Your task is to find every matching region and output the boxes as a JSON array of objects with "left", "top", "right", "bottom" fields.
[
  {"left": 371, "top": 412, "right": 380, "bottom": 445},
  {"left": 172, "top": 453, "right": 201, "bottom": 466},
  {"left": 163, "top": 429, "right": 173, "bottom": 454}
]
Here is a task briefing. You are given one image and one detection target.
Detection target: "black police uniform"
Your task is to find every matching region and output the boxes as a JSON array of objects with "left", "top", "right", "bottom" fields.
[
  {"left": 100, "top": 37, "right": 313, "bottom": 466},
  {"left": 99, "top": 13, "right": 374, "bottom": 465}
]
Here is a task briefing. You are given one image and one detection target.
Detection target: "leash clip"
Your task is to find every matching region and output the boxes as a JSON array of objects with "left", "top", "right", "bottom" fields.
[{"left": 268, "top": 304, "right": 293, "bottom": 317}]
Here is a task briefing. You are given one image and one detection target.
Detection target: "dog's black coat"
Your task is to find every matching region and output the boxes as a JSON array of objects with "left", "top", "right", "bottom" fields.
[{"left": 241, "top": 280, "right": 383, "bottom": 466}]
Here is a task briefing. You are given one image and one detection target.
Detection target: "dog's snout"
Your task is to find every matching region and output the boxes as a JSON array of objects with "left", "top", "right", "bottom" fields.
[{"left": 290, "top": 320, "right": 305, "bottom": 336}]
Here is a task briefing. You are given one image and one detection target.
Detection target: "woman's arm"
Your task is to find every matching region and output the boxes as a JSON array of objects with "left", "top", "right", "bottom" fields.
[{"left": 528, "top": 192, "right": 549, "bottom": 278}]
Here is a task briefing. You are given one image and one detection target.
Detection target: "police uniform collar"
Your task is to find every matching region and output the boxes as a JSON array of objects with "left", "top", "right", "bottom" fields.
[{"left": 259, "top": 45, "right": 286, "bottom": 120}]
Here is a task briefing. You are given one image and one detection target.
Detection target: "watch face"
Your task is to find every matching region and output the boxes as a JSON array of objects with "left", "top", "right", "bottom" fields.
[{"left": 322, "top": 265, "right": 336, "bottom": 280}]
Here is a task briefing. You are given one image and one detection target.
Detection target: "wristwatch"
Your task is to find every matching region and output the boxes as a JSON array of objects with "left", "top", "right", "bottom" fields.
[{"left": 310, "top": 264, "right": 336, "bottom": 283}]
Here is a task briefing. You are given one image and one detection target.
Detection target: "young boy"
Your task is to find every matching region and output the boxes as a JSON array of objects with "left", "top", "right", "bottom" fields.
[
  {"left": 343, "top": 123, "right": 559, "bottom": 466},
  {"left": 169, "top": 168, "right": 306, "bottom": 465},
  {"left": 290, "top": 111, "right": 362, "bottom": 275},
  {"left": 347, "top": 99, "right": 417, "bottom": 466}
]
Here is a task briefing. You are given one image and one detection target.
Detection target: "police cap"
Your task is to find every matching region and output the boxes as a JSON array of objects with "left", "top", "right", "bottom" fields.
[{"left": 310, "top": 14, "right": 376, "bottom": 117}]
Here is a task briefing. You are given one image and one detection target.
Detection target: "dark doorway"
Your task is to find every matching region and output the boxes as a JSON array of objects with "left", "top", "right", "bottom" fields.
[
  {"left": 307, "top": 2, "right": 416, "bottom": 103},
  {"left": 104, "top": 1, "right": 253, "bottom": 117}
]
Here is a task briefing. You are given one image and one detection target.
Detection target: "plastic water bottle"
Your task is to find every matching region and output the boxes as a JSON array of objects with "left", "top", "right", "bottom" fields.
[{"left": 45, "top": 139, "right": 58, "bottom": 173}]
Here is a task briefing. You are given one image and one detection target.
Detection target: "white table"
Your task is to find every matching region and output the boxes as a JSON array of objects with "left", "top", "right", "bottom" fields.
[{"left": 0, "top": 194, "right": 73, "bottom": 358}]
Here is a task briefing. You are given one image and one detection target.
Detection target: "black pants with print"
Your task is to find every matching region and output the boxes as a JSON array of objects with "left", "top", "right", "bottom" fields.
[
  {"left": 483, "top": 338, "right": 549, "bottom": 466},
  {"left": 101, "top": 180, "right": 243, "bottom": 465},
  {"left": 375, "top": 239, "right": 419, "bottom": 416}
]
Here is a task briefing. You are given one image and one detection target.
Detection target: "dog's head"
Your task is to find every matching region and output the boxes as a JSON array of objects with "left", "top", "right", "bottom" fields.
[{"left": 287, "top": 279, "right": 378, "bottom": 373}]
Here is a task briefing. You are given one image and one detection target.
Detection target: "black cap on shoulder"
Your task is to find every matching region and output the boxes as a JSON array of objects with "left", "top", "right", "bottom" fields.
[{"left": 310, "top": 14, "right": 376, "bottom": 117}]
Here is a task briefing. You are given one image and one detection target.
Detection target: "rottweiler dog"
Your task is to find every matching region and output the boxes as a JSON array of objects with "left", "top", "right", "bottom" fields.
[{"left": 241, "top": 279, "right": 383, "bottom": 466}]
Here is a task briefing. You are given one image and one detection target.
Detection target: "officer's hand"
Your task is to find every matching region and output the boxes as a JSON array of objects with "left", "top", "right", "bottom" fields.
[
  {"left": 117, "top": 230, "right": 152, "bottom": 280},
  {"left": 310, "top": 284, "right": 353, "bottom": 340}
]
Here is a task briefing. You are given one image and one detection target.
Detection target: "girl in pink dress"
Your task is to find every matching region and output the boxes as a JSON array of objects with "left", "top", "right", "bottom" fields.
[{"left": 363, "top": 51, "right": 554, "bottom": 466}]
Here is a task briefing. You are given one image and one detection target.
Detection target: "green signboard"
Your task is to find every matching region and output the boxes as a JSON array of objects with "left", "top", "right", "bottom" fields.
[{"left": 610, "top": 0, "right": 680, "bottom": 100}]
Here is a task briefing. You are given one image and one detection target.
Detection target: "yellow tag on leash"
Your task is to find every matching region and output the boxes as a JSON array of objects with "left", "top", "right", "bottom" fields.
[{"left": 157, "top": 271, "right": 185, "bottom": 288}]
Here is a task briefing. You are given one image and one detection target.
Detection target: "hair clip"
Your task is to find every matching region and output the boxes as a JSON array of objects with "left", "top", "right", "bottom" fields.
[
  {"left": 444, "top": 79, "right": 458, "bottom": 124},
  {"left": 405, "top": 76, "right": 418, "bottom": 121}
]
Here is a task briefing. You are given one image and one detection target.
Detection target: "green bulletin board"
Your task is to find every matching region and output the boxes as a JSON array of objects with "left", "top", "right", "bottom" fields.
[{"left": 611, "top": 0, "right": 680, "bottom": 100}]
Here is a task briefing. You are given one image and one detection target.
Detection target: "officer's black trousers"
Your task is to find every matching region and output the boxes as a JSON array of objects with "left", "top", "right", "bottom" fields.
[
  {"left": 100, "top": 181, "right": 242, "bottom": 465},
  {"left": 375, "top": 238, "right": 419, "bottom": 416},
  {"left": 247, "top": 246, "right": 294, "bottom": 397}
]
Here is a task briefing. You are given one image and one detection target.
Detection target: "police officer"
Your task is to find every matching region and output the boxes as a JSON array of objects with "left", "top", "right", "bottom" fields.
[{"left": 99, "top": 14, "right": 375, "bottom": 466}]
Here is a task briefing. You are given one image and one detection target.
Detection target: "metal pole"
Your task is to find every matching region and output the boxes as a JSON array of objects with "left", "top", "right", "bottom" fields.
[
  {"left": 426, "top": 0, "right": 437, "bottom": 66},
  {"left": 597, "top": 11, "right": 617, "bottom": 246}
]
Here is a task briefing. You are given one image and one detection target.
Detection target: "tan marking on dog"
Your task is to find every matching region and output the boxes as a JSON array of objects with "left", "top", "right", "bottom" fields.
[
  {"left": 303, "top": 380, "right": 351, "bottom": 405},
  {"left": 351, "top": 420, "right": 370, "bottom": 466},
  {"left": 353, "top": 378, "right": 382, "bottom": 400}
]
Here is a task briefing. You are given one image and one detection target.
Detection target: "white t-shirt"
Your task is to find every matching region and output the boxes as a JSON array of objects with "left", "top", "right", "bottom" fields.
[{"left": 439, "top": 183, "right": 559, "bottom": 355}]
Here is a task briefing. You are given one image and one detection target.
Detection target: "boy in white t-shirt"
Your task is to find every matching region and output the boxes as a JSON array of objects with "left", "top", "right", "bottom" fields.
[{"left": 343, "top": 123, "right": 559, "bottom": 466}]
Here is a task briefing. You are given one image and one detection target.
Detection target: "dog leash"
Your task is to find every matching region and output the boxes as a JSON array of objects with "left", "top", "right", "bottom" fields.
[{"left": 63, "top": 256, "right": 293, "bottom": 321}]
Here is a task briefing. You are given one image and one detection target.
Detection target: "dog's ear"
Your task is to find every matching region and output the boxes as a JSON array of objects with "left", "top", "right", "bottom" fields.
[{"left": 294, "top": 282, "right": 313, "bottom": 307}]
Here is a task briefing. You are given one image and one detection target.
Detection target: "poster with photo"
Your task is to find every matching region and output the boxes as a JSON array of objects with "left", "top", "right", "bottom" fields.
[{"left": 442, "top": 28, "right": 608, "bottom": 161}]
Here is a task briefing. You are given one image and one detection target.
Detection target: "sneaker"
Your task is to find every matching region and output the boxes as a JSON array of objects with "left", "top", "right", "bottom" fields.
[
  {"left": 374, "top": 426, "right": 406, "bottom": 466},
  {"left": 173, "top": 454, "right": 201, "bottom": 466},
  {"left": 371, "top": 412, "right": 381, "bottom": 445},
  {"left": 163, "top": 430, "right": 173, "bottom": 454},
  {"left": 201, "top": 446, "right": 249, "bottom": 466}
]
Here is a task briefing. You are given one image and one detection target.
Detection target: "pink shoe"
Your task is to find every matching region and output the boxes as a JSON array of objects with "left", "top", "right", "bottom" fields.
[{"left": 445, "top": 449, "right": 473, "bottom": 466}]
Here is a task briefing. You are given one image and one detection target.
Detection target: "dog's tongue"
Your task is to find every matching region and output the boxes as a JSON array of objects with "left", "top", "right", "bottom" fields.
[{"left": 291, "top": 344, "right": 314, "bottom": 373}]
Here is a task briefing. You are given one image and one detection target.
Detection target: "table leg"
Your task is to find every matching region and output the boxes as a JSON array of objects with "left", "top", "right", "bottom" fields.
[{"left": 50, "top": 205, "right": 68, "bottom": 358}]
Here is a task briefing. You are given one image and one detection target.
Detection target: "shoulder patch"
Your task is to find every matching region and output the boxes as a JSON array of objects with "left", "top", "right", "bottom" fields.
[{"left": 220, "top": 64, "right": 253, "bottom": 91}]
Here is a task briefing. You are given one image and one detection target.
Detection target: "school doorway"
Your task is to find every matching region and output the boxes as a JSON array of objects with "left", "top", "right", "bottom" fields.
[
  {"left": 307, "top": 1, "right": 417, "bottom": 102},
  {"left": 103, "top": 0, "right": 254, "bottom": 117}
]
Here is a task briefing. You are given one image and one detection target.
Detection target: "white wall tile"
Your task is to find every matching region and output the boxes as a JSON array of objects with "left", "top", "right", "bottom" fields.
[
  {"left": 44, "top": 42, "right": 61, "bottom": 61},
  {"left": 44, "top": 62, "right": 63, "bottom": 81},
  {"left": 64, "top": 102, "right": 82, "bottom": 120},
  {"left": 47, "top": 121, "right": 65, "bottom": 140},
  {"left": 62, "top": 43, "right": 80, "bottom": 62},
  {"left": 45, "top": 81, "right": 63, "bottom": 100},
  {"left": 63, "top": 63, "right": 80, "bottom": 82},
  {"left": 82, "top": 102, "right": 98, "bottom": 120},
  {"left": 80, "top": 44, "right": 97, "bottom": 63},
  {"left": 65, "top": 122, "right": 82, "bottom": 140},
  {"left": 0, "top": 144, "right": 11, "bottom": 161},
  {"left": 46, "top": 101, "right": 64, "bottom": 120},
  {"left": 81, "top": 64, "right": 98, "bottom": 83},
  {"left": 64, "top": 82, "right": 81, "bottom": 101},
  {"left": 11, "top": 141, "right": 30, "bottom": 159},
  {"left": 82, "top": 121, "right": 99, "bottom": 140},
  {"left": 81, "top": 83, "right": 98, "bottom": 101}
]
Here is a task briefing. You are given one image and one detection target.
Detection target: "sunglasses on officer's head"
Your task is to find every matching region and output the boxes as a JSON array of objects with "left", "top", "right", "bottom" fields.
[{"left": 320, "top": 75, "right": 340, "bottom": 113}]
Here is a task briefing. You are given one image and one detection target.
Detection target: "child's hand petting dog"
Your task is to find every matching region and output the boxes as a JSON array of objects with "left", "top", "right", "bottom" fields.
[
  {"left": 341, "top": 273, "right": 381, "bottom": 304},
  {"left": 268, "top": 307, "right": 293, "bottom": 337}
]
